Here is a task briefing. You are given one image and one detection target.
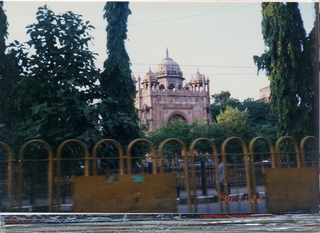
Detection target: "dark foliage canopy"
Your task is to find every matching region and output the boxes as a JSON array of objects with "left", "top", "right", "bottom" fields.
[
  {"left": 99, "top": 2, "right": 140, "bottom": 147},
  {"left": 253, "top": 2, "right": 316, "bottom": 140}
]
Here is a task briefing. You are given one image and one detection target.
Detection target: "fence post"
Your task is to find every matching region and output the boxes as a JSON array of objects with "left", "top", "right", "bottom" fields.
[{"left": 0, "top": 141, "right": 14, "bottom": 211}]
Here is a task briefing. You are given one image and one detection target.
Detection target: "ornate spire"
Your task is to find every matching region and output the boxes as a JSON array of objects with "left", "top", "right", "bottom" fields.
[{"left": 166, "top": 48, "right": 169, "bottom": 58}]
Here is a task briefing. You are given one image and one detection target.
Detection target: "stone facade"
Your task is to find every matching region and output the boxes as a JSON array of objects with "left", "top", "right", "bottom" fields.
[
  {"left": 134, "top": 50, "right": 212, "bottom": 132},
  {"left": 259, "top": 86, "right": 271, "bottom": 103}
]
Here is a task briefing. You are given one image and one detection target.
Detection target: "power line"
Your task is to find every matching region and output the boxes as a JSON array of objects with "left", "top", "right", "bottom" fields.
[
  {"left": 131, "top": 71, "right": 259, "bottom": 77},
  {"left": 129, "top": 3, "right": 259, "bottom": 26},
  {"left": 130, "top": 62, "right": 256, "bottom": 69}
]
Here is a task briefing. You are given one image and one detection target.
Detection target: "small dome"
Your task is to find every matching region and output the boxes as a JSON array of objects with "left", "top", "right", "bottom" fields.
[
  {"left": 190, "top": 70, "right": 204, "bottom": 84},
  {"left": 155, "top": 49, "right": 183, "bottom": 77},
  {"left": 143, "top": 68, "right": 157, "bottom": 83}
]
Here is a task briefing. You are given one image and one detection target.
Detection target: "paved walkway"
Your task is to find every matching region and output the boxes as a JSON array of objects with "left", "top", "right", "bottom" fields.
[{"left": 1, "top": 213, "right": 320, "bottom": 232}]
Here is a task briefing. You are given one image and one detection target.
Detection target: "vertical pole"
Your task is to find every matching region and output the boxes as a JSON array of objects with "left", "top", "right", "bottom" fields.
[{"left": 200, "top": 160, "right": 207, "bottom": 196}]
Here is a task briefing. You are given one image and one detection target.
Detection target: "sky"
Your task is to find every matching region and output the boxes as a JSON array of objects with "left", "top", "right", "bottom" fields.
[{"left": 3, "top": 1, "right": 317, "bottom": 101}]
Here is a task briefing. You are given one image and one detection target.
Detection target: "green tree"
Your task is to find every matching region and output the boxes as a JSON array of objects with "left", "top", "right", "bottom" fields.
[
  {"left": 14, "top": 5, "right": 100, "bottom": 147},
  {"left": 147, "top": 120, "right": 193, "bottom": 157},
  {"left": 216, "top": 106, "right": 253, "bottom": 141},
  {"left": 0, "top": 2, "right": 24, "bottom": 144},
  {"left": 146, "top": 119, "right": 221, "bottom": 157},
  {"left": 0, "top": 0, "right": 9, "bottom": 137},
  {"left": 99, "top": 2, "right": 140, "bottom": 147},
  {"left": 240, "top": 99, "right": 278, "bottom": 127},
  {"left": 211, "top": 91, "right": 240, "bottom": 121},
  {"left": 253, "top": 2, "right": 316, "bottom": 140},
  {"left": 0, "top": 1, "right": 7, "bottom": 75}
]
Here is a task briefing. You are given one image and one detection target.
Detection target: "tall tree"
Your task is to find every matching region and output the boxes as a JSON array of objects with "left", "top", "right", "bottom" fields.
[
  {"left": 99, "top": 2, "right": 140, "bottom": 147},
  {"left": 0, "top": 1, "right": 24, "bottom": 144},
  {"left": 14, "top": 5, "right": 100, "bottom": 147},
  {"left": 253, "top": 2, "right": 316, "bottom": 140},
  {"left": 0, "top": 1, "right": 6, "bottom": 63},
  {"left": 0, "top": 0, "right": 8, "bottom": 130}
]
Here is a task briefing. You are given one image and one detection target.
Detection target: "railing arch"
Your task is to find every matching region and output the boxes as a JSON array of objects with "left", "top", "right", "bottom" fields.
[
  {"left": 56, "top": 139, "right": 90, "bottom": 211},
  {"left": 300, "top": 136, "right": 318, "bottom": 167},
  {"left": 189, "top": 138, "right": 220, "bottom": 213},
  {"left": 248, "top": 137, "right": 276, "bottom": 212},
  {"left": 221, "top": 137, "right": 251, "bottom": 213},
  {"left": 92, "top": 139, "right": 125, "bottom": 175},
  {"left": 158, "top": 138, "right": 190, "bottom": 211},
  {"left": 275, "top": 136, "right": 300, "bottom": 168},
  {"left": 56, "top": 139, "right": 90, "bottom": 177},
  {"left": 17, "top": 139, "right": 54, "bottom": 212},
  {"left": 126, "top": 139, "right": 157, "bottom": 175}
]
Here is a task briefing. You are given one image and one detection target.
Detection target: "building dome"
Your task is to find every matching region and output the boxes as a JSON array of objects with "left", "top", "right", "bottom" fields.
[
  {"left": 190, "top": 69, "right": 204, "bottom": 84},
  {"left": 142, "top": 68, "right": 157, "bottom": 83},
  {"left": 155, "top": 49, "right": 183, "bottom": 77}
]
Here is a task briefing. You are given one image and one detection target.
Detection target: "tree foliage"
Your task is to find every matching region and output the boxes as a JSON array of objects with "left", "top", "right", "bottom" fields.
[
  {"left": 216, "top": 106, "right": 252, "bottom": 140},
  {"left": 253, "top": 2, "right": 316, "bottom": 140},
  {"left": 13, "top": 5, "right": 100, "bottom": 147},
  {"left": 147, "top": 106, "right": 255, "bottom": 156},
  {"left": 147, "top": 119, "right": 222, "bottom": 157},
  {"left": 99, "top": 2, "right": 140, "bottom": 147},
  {"left": 211, "top": 91, "right": 278, "bottom": 129},
  {"left": 148, "top": 90, "right": 280, "bottom": 157},
  {"left": 0, "top": 2, "right": 24, "bottom": 145},
  {"left": 0, "top": 1, "right": 6, "bottom": 58},
  {"left": 239, "top": 100, "right": 278, "bottom": 127},
  {"left": 211, "top": 91, "right": 240, "bottom": 121}
]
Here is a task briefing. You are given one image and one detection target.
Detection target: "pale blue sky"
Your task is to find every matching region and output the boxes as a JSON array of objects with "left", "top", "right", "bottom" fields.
[{"left": 4, "top": 1, "right": 316, "bottom": 101}]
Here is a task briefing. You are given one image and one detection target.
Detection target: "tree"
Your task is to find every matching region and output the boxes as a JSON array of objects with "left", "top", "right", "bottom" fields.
[
  {"left": 239, "top": 99, "right": 278, "bottom": 127},
  {"left": 146, "top": 119, "right": 221, "bottom": 158},
  {"left": 211, "top": 91, "right": 240, "bottom": 122},
  {"left": 147, "top": 120, "right": 193, "bottom": 157},
  {"left": 253, "top": 2, "right": 316, "bottom": 140},
  {"left": 0, "top": 1, "right": 24, "bottom": 144},
  {"left": 14, "top": 5, "right": 100, "bottom": 148},
  {"left": 216, "top": 106, "right": 253, "bottom": 141},
  {"left": 99, "top": 2, "right": 140, "bottom": 147},
  {"left": 0, "top": 0, "right": 9, "bottom": 135},
  {"left": 0, "top": 1, "right": 7, "bottom": 73}
]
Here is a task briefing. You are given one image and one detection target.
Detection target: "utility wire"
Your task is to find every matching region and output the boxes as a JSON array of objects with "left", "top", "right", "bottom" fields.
[
  {"left": 129, "top": 3, "right": 259, "bottom": 26},
  {"left": 130, "top": 62, "right": 256, "bottom": 69}
]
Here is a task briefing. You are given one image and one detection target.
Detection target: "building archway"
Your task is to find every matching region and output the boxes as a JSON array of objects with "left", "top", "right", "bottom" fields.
[
  {"left": 168, "top": 83, "right": 175, "bottom": 90},
  {"left": 159, "top": 84, "right": 165, "bottom": 90},
  {"left": 167, "top": 112, "right": 188, "bottom": 122}
]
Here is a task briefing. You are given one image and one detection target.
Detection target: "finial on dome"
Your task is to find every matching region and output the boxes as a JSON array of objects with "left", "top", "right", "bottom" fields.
[{"left": 166, "top": 48, "right": 169, "bottom": 58}]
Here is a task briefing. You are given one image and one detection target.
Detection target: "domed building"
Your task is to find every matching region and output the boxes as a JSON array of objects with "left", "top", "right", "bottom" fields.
[{"left": 134, "top": 49, "right": 212, "bottom": 132}]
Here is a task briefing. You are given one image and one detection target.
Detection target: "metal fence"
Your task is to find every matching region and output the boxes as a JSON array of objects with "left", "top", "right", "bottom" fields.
[{"left": 0, "top": 136, "right": 318, "bottom": 213}]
